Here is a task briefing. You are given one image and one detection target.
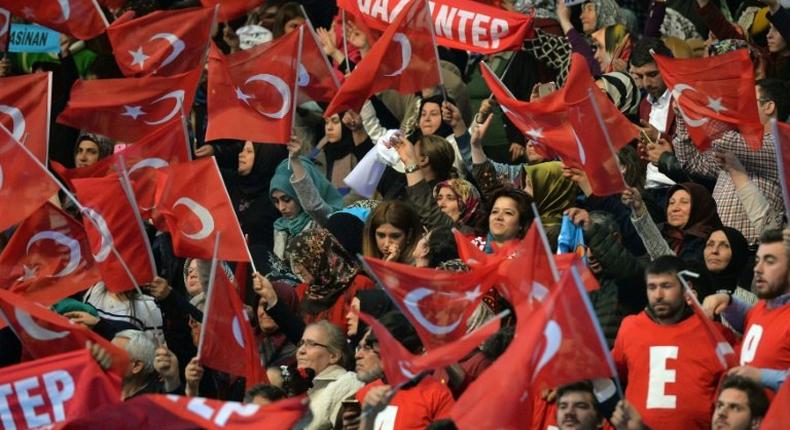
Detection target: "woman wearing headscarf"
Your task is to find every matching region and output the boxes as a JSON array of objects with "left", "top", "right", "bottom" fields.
[
  {"left": 622, "top": 182, "right": 722, "bottom": 263},
  {"left": 256, "top": 280, "right": 299, "bottom": 368},
  {"left": 591, "top": 24, "right": 633, "bottom": 74},
  {"left": 286, "top": 228, "right": 375, "bottom": 332},
  {"left": 269, "top": 151, "right": 345, "bottom": 259},
  {"left": 524, "top": 161, "right": 578, "bottom": 229},
  {"left": 344, "top": 288, "right": 396, "bottom": 347}
]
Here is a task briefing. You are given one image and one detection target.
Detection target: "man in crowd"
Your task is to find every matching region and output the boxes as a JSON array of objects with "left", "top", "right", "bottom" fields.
[
  {"left": 612, "top": 256, "right": 733, "bottom": 428},
  {"left": 711, "top": 375, "right": 770, "bottom": 430},
  {"left": 704, "top": 228, "right": 790, "bottom": 390},
  {"left": 555, "top": 381, "right": 606, "bottom": 430},
  {"left": 112, "top": 329, "right": 181, "bottom": 399}
]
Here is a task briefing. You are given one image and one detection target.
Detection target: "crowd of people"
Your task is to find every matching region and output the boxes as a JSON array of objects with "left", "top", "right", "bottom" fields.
[{"left": 1, "top": 0, "right": 789, "bottom": 429}]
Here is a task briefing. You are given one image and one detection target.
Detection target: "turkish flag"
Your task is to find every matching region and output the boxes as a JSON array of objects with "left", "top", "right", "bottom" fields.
[
  {"left": 530, "top": 260, "right": 617, "bottom": 393},
  {"left": 0, "top": 0, "right": 108, "bottom": 40},
  {"left": 206, "top": 28, "right": 301, "bottom": 144},
  {"left": 0, "top": 288, "right": 130, "bottom": 378},
  {"left": 495, "top": 223, "right": 561, "bottom": 305},
  {"left": 0, "top": 72, "right": 51, "bottom": 164},
  {"left": 73, "top": 175, "right": 156, "bottom": 293},
  {"left": 451, "top": 299, "right": 549, "bottom": 429},
  {"left": 324, "top": 0, "right": 441, "bottom": 117},
  {"left": 108, "top": 7, "right": 215, "bottom": 77},
  {"left": 0, "top": 202, "right": 100, "bottom": 307},
  {"left": 359, "top": 311, "right": 503, "bottom": 387},
  {"left": 653, "top": 50, "right": 763, "bottom": 151},
  {"left": 200, "top": 0, "right": 265, "bottom": 22},
  {"left": 683, "top": 282, "right": 738, "bottom": 369},
  {"left": 771, "top": 119, "right": 790, "bottom": 217},
  {"left": 198, "top": 254, "right": 264, "bottom": 385},
  {"left": 55, "top": 394, "right": 307, "bottom": 430},
  {"left": 481, "top": 55, "right": 638, "bottom": 196},
  {"left": 0, "top": 349, "right": 121, "bottom": 430},
  {"left": 52, "top": 116, "right": 192, "bottom": 217},
  {"left": 761, "top": 376, "right": 790, "bottom": 430},
  {"left": 155, "top": 157, "right": 249, "bottom": 262},
  {"left": 299, "top": 22, "right": 341, "bottom": 103},
  {"left": 0, "top": 126, "right": 61, "bottom": 232},
  {"left": 57, "top": 67, "right": 202, "bottom": 142},
  {"left": 361, "top": 256, "right": 499, "bottom": 350}
]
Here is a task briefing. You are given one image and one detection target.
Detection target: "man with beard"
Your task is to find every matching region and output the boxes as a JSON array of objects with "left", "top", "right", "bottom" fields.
[
  {"left": 612, "top": 256, "right": 733, "bottom": 429},
  {"left": 711, "top": 375, "right": 770, "bottom": 430},
  {"left": 342, "top": 311, "right": 454, "bottom": 430},
  {"left": 704, "top": 228, "right": 790, "bottom": 391},
  {"left": 554, "top": 381, "right": 606, "bottom": 430}
]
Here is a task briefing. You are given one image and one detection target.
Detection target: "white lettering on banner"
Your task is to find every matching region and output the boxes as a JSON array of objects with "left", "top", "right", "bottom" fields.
[
  {"left": 647, "top": 346, "right": 678, "bottom": 409},
  {"left": 740, "top": 325, "right": 763, "bottom": 365},
  {"left": 0, "top": 370, "right": 76, "bottom": 430},
  {"left": 355, "top": 0, "right": 513, "bottom": 50},
  {"left": 174, "top": 397, "right": 262, "bottom": 426}
]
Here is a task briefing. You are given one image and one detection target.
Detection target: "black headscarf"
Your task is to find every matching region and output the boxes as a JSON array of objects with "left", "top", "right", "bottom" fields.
[
  {"left": 409, "top": 94, "right": 455, "bottom": 141},
  {"left": 352, "top": 289, "right": 396, "bottom": 345},
  {"left": 237, "top": 143, "right": 269, "bottom": 196},
  {"left": 706, "top": 227, "right": 750, "bottom": 293}
]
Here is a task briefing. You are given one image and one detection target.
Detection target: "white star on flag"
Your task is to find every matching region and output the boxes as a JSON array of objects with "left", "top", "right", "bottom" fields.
[
  {"left": 235, "top": 87, "right": 253, "bottom": 105},
  {"left": 129, "top": 47, "right": 150, "bottom": 69},
  {"left": 706, "top": 97, "right": 727, "bottom": 114},
  {"left": 527, "top": 128, "right": 544, "bottom": 139},
  {"left": 121, "top": 105, "right": 146, "bottom": 119},
  {"left": 22, "top": 7, "right": 36, "bottom": 19},
  {"left": 17, "top": 265, "right": 37, "bottom": 282},
  {"left": 464, "top": 286, "right": 482, "bottom": 302}
]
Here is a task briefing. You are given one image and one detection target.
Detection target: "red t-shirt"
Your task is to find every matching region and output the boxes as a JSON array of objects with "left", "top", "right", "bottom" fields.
[
  {"left": 355, "top": 377, "right": 455, "bottom": 430},
  {"left": 740, "top": 301, "right": 790, "bottom": 369},
  {"left": 296, "top": 274, "right": 374, "bottom": 332},
  {"left": 612, "top": 312, "right": 729, "bottom": 430}
]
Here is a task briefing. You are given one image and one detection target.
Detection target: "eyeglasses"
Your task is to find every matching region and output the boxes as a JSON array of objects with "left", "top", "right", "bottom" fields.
[{"left": 297, "top": 339, "right": 329, "bottom": 350}]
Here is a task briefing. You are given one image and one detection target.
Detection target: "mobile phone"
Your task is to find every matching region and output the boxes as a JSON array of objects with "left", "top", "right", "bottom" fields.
[
  {"left": 341, "top": 398, "right": 361, "bottom": 411},
  {"left": 538, "top": 82, "right": 556, "bottom": 98}
]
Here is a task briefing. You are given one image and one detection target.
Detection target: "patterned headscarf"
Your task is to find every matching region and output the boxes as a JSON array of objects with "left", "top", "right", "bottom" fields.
[
  {"left": 286, "top": 228, "right": 360, "bottom": 310},
  {"left": 589, "top": 0, "right": 620, "bottom": 30},
  {"left": 433, "top": 179, "right": 481, "bottom": 225},
  {"left": 706, "top": 39, "right": 750, "bottom": 57},
  {"left": 599, "top": 72, "right": 640, "bottom": 115}
]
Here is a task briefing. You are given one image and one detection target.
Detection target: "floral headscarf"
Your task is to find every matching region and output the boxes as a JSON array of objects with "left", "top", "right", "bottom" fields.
[
  {"left": 432, "top": 178, "right": 481, "bottom": 225},
  {"left": 286, "top": 228, "right": 360, "bottom": 312}
]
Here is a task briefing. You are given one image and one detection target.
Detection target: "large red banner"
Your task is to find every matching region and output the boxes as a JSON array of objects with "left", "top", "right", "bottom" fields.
[
  {"left": 0, "top": 349, "right": 120, "bottom": 429},
  {"left": 337, "top": 0, "right": 533, "bottom": 53}
]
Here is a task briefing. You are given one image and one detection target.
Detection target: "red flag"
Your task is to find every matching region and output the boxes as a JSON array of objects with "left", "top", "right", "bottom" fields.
[
  {"left": 495, "top": 222, "right": 560, "bottom": 305},
  {"left": 359, "top": 311, "right": 503, "bottom": 387},
  {"left": 0, "top": 0, "right": 108, "bottom": 40},
  {"left": 0, "top": 288, "right": 130, "bottom": 378},
  {"left": 481, "top": 54, "right": 638, "bottom": 196},
  {"left": 55, "top": 394, "right": 307, "bottom": 430},
  {"left": 299, "top": 22, "right": 341, "bottom": 103},
  {"left": 653, "top": 50, "right": 763, "bottom": 151},
  {"left": 198, "top": 248, "right": 264, "bottom": 385},
  {"left": 771, "top": 119, "right": 790, "bottom": 218},
  {"left": 73, "top": 175, "right": 156, "bottom": 293},
  {"left": 51, "top": 116, "right": 192, "bottom": 216},
  {"left": 206, "top": 28, "right": 301, "bottom": 144},
  {"left": 761, "top": 376, "right": 790, "bottom": 430},
  {"left": 337, "top": 0, "right": 533, "bottom": 54},
  {"left": 681, "top": 276, "right": 738, "bottom": 369},
  {"left": 0, "top": 202, "right": 101, "bottom": 307},
  {"left": 324, "top": 0, "right": 441, "bottom": 117},
  {"left": 0, "top": 349, "right": 121, "bottom": 430},
  {"left": 361, "top": 257, "right": 498, "bottom": 349},
  {"left": 0, "top": 125, "right": 61, "bottom": 232},
  {"left": 154, "top": 157, "right": 250, "bottom": 262},
  {"left": 108, "top": 7, "right": 215, "bottom": 77},
  {"left": 200, "top": 0, "right": 265, "bottom": 22},
  {"left": 530, "top": 261, "right": 617, "bottom": 392},
  {"left": 0, "top": 72, "right": 51, "bottom": 164},
  {"left": 451, "top": 299, "right": 549, "bottom": 429},
  {"left": 57, "top": 67, "right": 201, "bottom": 142}
]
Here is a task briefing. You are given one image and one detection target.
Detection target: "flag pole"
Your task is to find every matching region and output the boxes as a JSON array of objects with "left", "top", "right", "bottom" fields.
[
  {"left": 570, "top": 264, "right": 625, "bottom": 401},
  {"left": 197, "top": 231, "right": 222, "bottom": 362},
  {"left": 11, "top": 137, "right": 144, "bottom": 295},
  {"left": 341, "top": 10, "right": 351, "bottom": 75},
  {"left": 243, "top": 234, "right": 258, "bottom": 274},
  {"left": 770, "top": 118, "right": 790, "bottom": 219},
  {"left": 423, "top": 0, "right": 445, "bottom": 101},
  {"left": 299, "top": 5, "right": 341, "bottom": 90},
  {"left": 116, "top": 154, "right": 158, "bottom": 279},
  {"left": 486, "top": 52, "right": 517, "bottom": 102},
  {"left": 587, "top": 87, "right": 628, "bottom": 189}
]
